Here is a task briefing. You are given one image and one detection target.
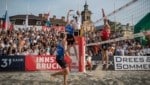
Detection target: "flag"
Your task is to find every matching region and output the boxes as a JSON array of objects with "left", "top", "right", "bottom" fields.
[
  {"left": 2, "top": 10, "right": 10, "bottom": 30},
  {"left": 9, "top": 24, "right": 14, "bottom": 31}
]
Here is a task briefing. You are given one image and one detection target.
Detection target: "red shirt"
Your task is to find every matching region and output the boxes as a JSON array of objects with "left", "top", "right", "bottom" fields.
[{"left": 101, "top": 27, "right": 110, "bottom": 41}]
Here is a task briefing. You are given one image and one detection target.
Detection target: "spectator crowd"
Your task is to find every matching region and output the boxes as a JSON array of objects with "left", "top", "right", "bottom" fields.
[
  {"left": 0, "top": 27, "right": 149, "bottom": 57},
  {"left": 0, "top": 28, "right": 60, "bottom": 55}
]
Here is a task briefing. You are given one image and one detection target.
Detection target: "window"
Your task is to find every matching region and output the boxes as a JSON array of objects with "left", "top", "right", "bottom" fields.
[
  {"left": 23, "top": 21, "right": 25, "bottom": 25},
  {"left": 87, "top": 16, "right": 90, "bottom": 20}
]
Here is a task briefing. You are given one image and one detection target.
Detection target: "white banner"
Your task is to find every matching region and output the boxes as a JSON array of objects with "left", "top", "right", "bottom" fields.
[{"left": 114, "top": 56, "right": 150, "bottom": 70}]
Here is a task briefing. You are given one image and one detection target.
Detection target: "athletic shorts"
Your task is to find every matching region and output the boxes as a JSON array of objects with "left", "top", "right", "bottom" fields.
[
  {"left": 102, "top": 43, "right": 109, "bottom": 51},
  {"left": 66, "top": 34, "right": 75, "bottom": 45},
  {"left": 56, "top": 55, "right": 67, "bottom": 69}
]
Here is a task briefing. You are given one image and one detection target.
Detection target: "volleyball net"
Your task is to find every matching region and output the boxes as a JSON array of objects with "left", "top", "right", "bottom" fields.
[{"left": 87, "top": 0, "right": 150, "bottom": 46}]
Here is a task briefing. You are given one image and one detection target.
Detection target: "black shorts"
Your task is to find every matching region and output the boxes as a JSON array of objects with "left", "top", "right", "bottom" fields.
[
  {"left": 66, "top": 34, "right": 75, "bottom": 45},
  {"left": 56, "top": 55, "right": 67, "bottom": 69},
  {"left": 102, "top": 43, "right": 109, "bottom": 51}
]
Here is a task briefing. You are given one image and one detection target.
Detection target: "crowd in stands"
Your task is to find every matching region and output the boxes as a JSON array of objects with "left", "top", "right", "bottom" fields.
[
  {"left": 85, "top": 36, "right": 150, "bottom": 70},
  {"left": 85, "top": 30, "right": 124, "bottom": 44},
  {"left": 0, "top": 27, "right": 149, "bottom": 57},
  {"left": 0, "top": 28, "right": 60, "bottom": 55},
  {"left": 85, "top": 28, "right": 150, "bottom": 56}
]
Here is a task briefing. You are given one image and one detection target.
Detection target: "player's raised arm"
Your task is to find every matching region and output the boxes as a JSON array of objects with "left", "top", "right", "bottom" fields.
[{"left": 66, "top": 10, "right": 74, "bottom": 24}]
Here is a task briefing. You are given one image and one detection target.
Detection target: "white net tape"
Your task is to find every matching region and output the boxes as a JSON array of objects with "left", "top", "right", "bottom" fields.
[{"left": 86, "top": 31, "right": 150, "bottom": 46}]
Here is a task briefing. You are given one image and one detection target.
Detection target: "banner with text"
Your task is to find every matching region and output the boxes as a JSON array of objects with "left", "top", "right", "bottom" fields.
[
  {"left": 0, "top": 55, "right": 25, "bottom": 71},
  {"left": 25, "top": 55, "right": 61, "bottom": 71},
  {"left": 114, "top": 56, "right": 150, "bottom": 70}
]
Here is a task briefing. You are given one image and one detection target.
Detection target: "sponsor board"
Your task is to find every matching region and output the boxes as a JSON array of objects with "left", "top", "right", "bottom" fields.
[
  {"left": 25, "top": 55, "right": 61, "bottom": 71},
  {"left": 114, "top": 56, "right": 150, "bottom": 70},
  {"left": 0, "top": 55, "right": 25, "bottom": 71}
]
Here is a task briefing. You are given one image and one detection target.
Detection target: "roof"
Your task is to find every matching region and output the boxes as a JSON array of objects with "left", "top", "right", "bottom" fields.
[
  {"left": 50, "top": 18, "right": 66, "bottom": 23},
  {"left": 50, "top": 18, "right": 67, "bottom": 26},
  {"left": 10, "top": 15, "right": 42, "bottom": 20},
  {"left": 134, "top": 13, "right": 150, "bottom": 33}
]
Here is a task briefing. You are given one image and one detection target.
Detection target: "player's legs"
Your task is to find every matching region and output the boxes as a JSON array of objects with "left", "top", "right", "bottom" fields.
[{"left": 51, "top": 58, "right": 70, "bottom": 85}]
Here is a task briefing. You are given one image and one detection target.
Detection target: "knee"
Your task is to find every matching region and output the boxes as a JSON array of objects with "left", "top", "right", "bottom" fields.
[{"left": 64, "top": 68, "right": 69, "bottom": 75}]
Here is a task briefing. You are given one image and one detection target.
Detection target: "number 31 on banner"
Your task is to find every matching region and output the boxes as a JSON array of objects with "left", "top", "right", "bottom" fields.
[{"left": 1, "top": 59, "right": 12, "bottom": 68}]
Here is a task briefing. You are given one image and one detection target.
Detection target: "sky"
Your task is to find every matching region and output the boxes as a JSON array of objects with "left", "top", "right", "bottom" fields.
[{"left": 0, "top": 0, "right": 132, "bottom": 22}]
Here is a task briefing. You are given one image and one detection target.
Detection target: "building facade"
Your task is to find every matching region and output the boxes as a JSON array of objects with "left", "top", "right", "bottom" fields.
[
  {"left": 38, "top": 14, "right": 67, "bottom": 26},
  {"left": 80, "top": 1, "right": 95, "bottom": 36},
  {"left": 9, "top": 14, "right": 67, "bottom": 30},
  {"left": 10, "top": 15, "right": 42, "bottom": 26}
]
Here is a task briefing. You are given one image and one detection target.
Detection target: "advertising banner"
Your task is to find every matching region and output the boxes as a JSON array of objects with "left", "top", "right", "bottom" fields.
[
  {"left": 25, "top": 55, "right": 61, "bottom": 71},
  {"left": 114, "top": 56, "right": 150, "bottom": 70},
  {"left": 0, "top": 55, "right": 25, "bottom": 71}
]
